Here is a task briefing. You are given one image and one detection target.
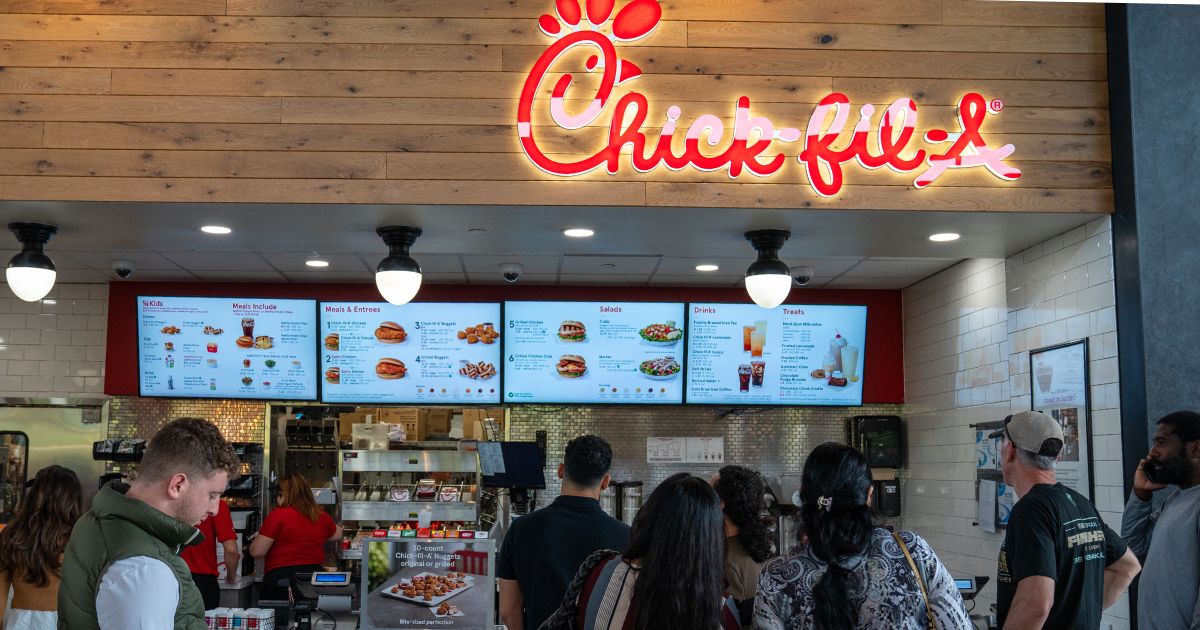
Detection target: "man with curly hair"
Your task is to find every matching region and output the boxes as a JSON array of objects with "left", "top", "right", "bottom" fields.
[{"left": 498, "top": 435, "right": 629, "bottom": 630}]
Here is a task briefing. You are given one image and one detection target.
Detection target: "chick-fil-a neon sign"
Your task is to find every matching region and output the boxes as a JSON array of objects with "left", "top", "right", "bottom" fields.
[{"left": 517, "top": 0, "right": 1021, "bottom": 197}]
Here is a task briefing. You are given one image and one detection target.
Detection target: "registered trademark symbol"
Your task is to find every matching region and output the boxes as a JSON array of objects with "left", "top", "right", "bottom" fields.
[{"left": 989, "top": 99, "right": 1004, "bottom": 113}]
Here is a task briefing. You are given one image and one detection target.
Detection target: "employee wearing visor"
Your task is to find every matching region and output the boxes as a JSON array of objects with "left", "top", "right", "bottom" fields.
[{"left": 990, "top": 410, "right": 1140, "bottom": 629}]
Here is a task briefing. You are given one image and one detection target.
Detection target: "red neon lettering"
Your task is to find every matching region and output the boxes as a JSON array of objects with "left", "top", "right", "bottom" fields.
[{"left": 519, "top": 0, "right": 1020, "bottom": 196}]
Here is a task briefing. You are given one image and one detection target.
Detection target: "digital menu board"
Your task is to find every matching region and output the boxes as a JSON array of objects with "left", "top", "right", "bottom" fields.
[
  {"left": 503, "top": 301, "right": 686, "bottom": 404},
  {"left": 137, "top": 296, "right": 318, "bottom": 400},
  {"left": 686, "top": 303, "right": 867, "bottom": 406},
  {"left": 320, "top": 302, "right": 502, "bottom": 404}
]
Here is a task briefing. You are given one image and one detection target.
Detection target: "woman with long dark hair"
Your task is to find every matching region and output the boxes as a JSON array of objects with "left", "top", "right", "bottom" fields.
[
  {"left": 540, "top": 473, "right": 740, "bottom": 630},
  {"left": 754, "top": 443, "right": 969, "bottom": 629},
  {"left": 712, "top": 465, "right": 773, "bottom": 628},
  {"left": 249, "top": 473, "right": 341, "bottom": 600},
  {"left": 0, "top": 465, "right": 83, "bottom": 630}
]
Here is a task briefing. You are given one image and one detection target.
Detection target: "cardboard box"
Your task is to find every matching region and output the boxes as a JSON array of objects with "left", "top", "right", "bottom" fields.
[
  {"left": 338, "top": 412, "right": 369, "bottom": 442},
  {"left": 461, "top": 408, "right": 505, "bottom": 439},
  {"left": 376, "top": 407, "right": 428, "bottom": 425},
  {"left": 427, "top": 408, "right": 454, "bottom": 434}
]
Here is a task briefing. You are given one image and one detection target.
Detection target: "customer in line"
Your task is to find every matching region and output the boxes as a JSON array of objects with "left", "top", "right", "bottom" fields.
[
  {"left": 1120, "top": 410, "right": 1200, "bottom": 630},
  {"left": 179, "top": 497, "right": 240, "bottom": 610},
  {"left": 541, "top": 473, "right": 739, "bottom": 630},
  {"left": 755, "top": 442, "right": 969, "bottom": 630},
  {"left": 249, "top": 473, "right": 340, "bottom": 601},
  {"left": 0, "top": 466, "right": 83, "bottom": 630},
  {"left": 991, "top": 411, "right": 1140, "bottom": 629},
  {"left": 498, "top": 435, "right": 630, "bottom": 630},
  {"left": 712, "top": 465, "right": 773, "bottom": 628},
  {"left": 59, "top": 418, "right": 240, "bottom": 630}
]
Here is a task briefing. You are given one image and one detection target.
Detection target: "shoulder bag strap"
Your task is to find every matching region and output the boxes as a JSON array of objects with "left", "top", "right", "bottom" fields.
[
  {"left": 892, "top": 531, "right": 937, "bottom": 630},
  {"left": 538, "top": 549, "right": 619, "bottom": 630}
]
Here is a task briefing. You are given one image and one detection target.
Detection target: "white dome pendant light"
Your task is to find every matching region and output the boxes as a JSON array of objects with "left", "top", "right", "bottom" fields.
[
  {"left": 6, "top": 223, "right": 59, "bottom": 302},
  {"left": 374, "top": 226, "right": 424, "bottom": 305},
  {"left": 744, "top": 229, "right": 793, "bottom": 309}
]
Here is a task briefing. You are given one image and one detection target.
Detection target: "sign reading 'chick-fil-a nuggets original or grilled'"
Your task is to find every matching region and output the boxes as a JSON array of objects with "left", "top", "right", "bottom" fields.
[{"left": 516, "top": 0, "right": 1022, "bottom": 197}]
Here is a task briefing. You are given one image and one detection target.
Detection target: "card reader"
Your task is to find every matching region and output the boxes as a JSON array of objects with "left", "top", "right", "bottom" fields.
[{"left": 310, "top": 572, "right": 352, "bottom": 587}]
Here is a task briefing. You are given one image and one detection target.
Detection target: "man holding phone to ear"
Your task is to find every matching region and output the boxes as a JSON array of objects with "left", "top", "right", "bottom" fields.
[{"left": 1121, "top": 410, "right": 1200, "bottom": 630}]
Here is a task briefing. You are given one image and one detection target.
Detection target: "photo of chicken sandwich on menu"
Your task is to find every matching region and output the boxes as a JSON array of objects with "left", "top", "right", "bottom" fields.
[
  {"left": 324, "top": 332, "right": 339, "bottom": 351},
  {"left": 375, "top": 358, "right": 407, "bottom": 379},
  {"left": 557, "top": 354, "right": 587, "bottom": 378},
  {"left": 557, "top": 320, "right": 586, "bottom": 342},
  {"left": 325, "top": 366, "right": 340, "bottom": 384},
  {"left": 374, "top": 321, "right": 408, "bottom": 343}
]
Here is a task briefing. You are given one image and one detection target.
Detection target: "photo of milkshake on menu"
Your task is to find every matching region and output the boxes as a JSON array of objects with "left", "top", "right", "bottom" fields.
[{"left": 811, "top": 330, "right": 861, "bottom": 388}]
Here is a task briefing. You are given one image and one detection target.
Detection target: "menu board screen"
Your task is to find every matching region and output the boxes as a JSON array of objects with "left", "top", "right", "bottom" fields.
[
  {"left": 137, "top": 296, "right": 318, "bottom": 400},
  {"left": 320, "top": 302, "right": 502, "bottom": 404},
  {"left": 686, "top": 303, "right": 867, "bottom": 406},
  {"left": 503, "top": 301, "right": 686, "bottom": 404}
]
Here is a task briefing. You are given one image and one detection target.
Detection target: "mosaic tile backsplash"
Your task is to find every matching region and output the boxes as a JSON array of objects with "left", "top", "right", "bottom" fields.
[
  {"left": 507, "top": 403, "right": 904, "bottom": 508},
  {"left": 105, "top": 395, "right": 902, "bottom": 509}
]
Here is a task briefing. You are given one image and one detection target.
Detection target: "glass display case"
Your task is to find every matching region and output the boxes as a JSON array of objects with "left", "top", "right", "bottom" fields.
[{"left": 337, "top": 446, "right": 482, "bottom": 561}]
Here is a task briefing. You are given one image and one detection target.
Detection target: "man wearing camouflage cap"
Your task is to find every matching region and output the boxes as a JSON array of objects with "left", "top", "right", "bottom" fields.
[{"left": 990, "top": 411, "right": 1140, "bottom": 629}]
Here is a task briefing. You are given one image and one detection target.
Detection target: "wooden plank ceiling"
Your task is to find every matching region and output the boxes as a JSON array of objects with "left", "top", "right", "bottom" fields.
[{"left": 0, "top": 0, "right": 1112, "bottom": 211}]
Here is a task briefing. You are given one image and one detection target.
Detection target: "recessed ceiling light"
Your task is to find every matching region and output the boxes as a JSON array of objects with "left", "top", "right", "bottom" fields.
[
  {"left": 42, "top": 299, "right": 56, "bottom": 305},
  {"left": 468, "top": 228, "right": 487, "bottom": 234},
  {"left": 200, "top": 225, "right": 232, "bottom": 235},
  {"left": 563, "top": 228, "right": 594, "bottom": 238},
  {"left": 600, "top": 263, "right": 616, "bottom": 268},
  {"left": 929, "top": 232, "right": 960, "bottom": 242},
  {"left": 305, "top": 259, "right": 330, "bottom": 268},
  {"left": 695, "top": 264, "right": 720, "bottom": 272}
]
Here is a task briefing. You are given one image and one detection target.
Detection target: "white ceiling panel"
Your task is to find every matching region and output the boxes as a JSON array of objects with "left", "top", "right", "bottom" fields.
[
  {"left": 466, "top": 272, "right": 560, "bottom": 284},
  {"left": 825, "top": 277, "right": 917, "bottom": 290},
  {"left": 358, "top": 253, "right": 463, "bottom": 274},
  {"left": 160, "top": 252, "right": 274, "bottom": 271},
  {"left": 63, "top": 250, "right": 182, "bottom": 271},
  {"left": 191, "top": 270, "right": 287, "bottom": 281},
  {"left": 421, "top": 272, "right": 468, "bottom": 283},
  {"left": 842, "top": 258, "right": 960, "bottom": 278},
  {"left": 560, "top": 255, "right": 660, "bottom": 275},
  {"left": 261, "top": 253, "right": 370, "bottom": 273},
  {"left": 280, "top": 270, "right": 375, "bottom": 282},
  {"left": 53, "top": 269, "right": 112, "bottom": 283},
  {"left": 647, "top": 274, "right": 744, "bottom": 286},
  {"left": 559, "top": 274, "right": 650, "bottom": 285},
  {"left": 461, "top": 255, "right": 560, "bottom": 274},
  {"left": 111, "top": 270, "right": 201, "bottom": 281}
]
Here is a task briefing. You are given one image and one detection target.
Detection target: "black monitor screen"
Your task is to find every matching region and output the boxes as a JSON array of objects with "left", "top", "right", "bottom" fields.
[{"left": 482, "top": 442, "right": 546, "bottom": 489}]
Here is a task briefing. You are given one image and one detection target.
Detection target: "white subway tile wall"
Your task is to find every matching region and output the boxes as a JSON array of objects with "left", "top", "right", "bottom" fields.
[
  {"left": 902, "top": 217, "right": 1127, "bottom": 629},
  {"left": 0, "top": 284, "right": 108, "bottom": 398}
]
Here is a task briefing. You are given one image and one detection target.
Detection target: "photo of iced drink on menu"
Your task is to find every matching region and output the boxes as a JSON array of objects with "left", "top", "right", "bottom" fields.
[
  {"left": 241, "top": 317, "right": 255, "bottom": 337},
  {"left": 743, "top": 326, "right": 754, "bottom": 352},
  {"left": 738, "top": 365, "right": 751, "bottom": 392},
  {"left": 750, "top": 329, "right": 765, "bottom": 358},
  {"left": 841, "top": 345, "right": 860, "bottom": 382},
  {"left": 751, "top": 361, "right": 765, "bottom": 387}
]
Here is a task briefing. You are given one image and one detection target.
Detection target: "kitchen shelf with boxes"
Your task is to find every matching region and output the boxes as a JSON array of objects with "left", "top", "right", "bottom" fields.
[{"left": 337, "top": 445, "right": 483, "bottom": 561}]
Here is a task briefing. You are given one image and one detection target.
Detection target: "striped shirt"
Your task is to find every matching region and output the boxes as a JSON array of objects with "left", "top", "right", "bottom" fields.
[{"left": 573, "top": 555, "right": 740, "bottom": 630}]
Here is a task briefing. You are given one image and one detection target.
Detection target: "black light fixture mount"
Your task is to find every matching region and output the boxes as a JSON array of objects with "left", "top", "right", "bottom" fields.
[
  {"left": 375, "top": 226, "right": 424, "bottom": 305},
  {"left": 744, "top": 229, "right": 793, "bottom": 309}
]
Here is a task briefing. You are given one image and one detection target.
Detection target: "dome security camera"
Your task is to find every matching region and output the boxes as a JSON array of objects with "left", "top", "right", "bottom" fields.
[
  {"left": 500, "top": 263, "right": 523, "bottom": 283},
  {"left": 111, "top": 259, "right": 136, "bottom": 279},
  {"left": 791, "top": 266, "right": 815, "bottom": 287}
]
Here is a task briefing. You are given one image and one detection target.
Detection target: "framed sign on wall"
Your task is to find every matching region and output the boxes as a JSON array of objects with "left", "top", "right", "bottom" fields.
[{"left": 1029, "top": 339, "right": 1094, "bottom": 500}]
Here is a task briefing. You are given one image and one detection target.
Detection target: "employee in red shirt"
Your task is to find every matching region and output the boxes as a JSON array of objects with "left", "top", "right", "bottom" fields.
[
  {"left": 249, "top": 473, "right": 341, "bottom": 600},
  {"left": 181, "top": 498, "right": 241, "bottom": 611}
]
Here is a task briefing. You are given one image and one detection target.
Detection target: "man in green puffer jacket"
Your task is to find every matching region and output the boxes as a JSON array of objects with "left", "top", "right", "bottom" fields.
[{"left": 59, "top": 418, "right": 240, "bottom": 630}]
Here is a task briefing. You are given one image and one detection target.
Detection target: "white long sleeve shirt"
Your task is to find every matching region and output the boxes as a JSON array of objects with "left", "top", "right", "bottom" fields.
[{"left": 96, "top": 557, "right": 179, "bottom": 630}]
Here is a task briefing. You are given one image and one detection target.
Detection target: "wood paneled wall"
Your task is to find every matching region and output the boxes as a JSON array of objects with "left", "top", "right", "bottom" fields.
[{"left": 0, "top": 0, "right": 1112, "bottom": 212}]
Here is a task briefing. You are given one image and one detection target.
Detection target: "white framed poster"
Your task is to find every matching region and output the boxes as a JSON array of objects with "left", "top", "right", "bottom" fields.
[{"left": 1030, "top": 339, "right": 1093, "bottom": 500}]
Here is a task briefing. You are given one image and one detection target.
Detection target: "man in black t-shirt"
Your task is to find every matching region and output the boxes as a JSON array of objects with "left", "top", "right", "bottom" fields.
[
  {"left": 498, "top": 435, "right": 630, "bottom": 630},
  {"left": 991, "top": 411, "right": 1141, "bottom": 629}
]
